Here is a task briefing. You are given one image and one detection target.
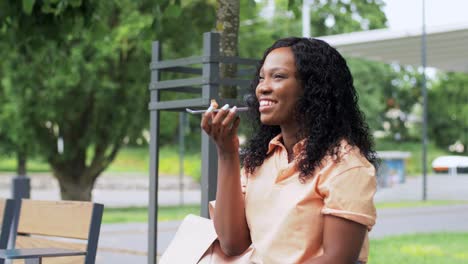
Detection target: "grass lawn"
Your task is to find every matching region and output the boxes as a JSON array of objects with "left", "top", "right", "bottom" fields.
[
  {"left": 103, "top": 205, "right": 200, "bottom": 224},
  {"left": 0, "top": 146, "right": 203, "bottom": 181},
  {"left": 103, "top": 200, "right": 468, "bottom": 224},
  {"left": 0, "top": 154, "right": 50, "bottom": 172},
  {"left": 104, "top": 146, "right": 201, "bottom": 175},
  {"left": 369, "top": 233, "right": 468, "bottom": 264}
]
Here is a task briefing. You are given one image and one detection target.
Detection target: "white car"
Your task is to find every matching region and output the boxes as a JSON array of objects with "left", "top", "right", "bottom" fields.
[{"left": 432, "top": 155, "right": 468, "bottom": 174}]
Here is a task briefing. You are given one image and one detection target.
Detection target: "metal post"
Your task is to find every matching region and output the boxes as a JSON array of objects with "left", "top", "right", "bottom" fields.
[
  {"left": 302, "top": 0, "right": 312, "bottom": 38},
  {"left": 421, "top": 0, "right": 428, "bottom": 201},
  {"left": 11, "top": 174, "right": 30, "bottom": 252},
  {"left": 12, "top": 175, "right": 30, "bottom": 200},
  {"left": 201, "top": 32, "right": 220, "bottom": 218},
  {"left": 148, "top": 41, "right": 161, "bottom": 264},
  {"left": 179, "top": 112, "right": 185, "bottom": 205}
]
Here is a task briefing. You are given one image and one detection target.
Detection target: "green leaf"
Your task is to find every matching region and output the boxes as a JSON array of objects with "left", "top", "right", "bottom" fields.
[
  {"left": 288, "top": 0, "right": 299, "bottom": 10},
  {"left": 69, "top": 0, "right": 83, "bottom": 8},
  {"left": 246, "top": 0, "right": 257, "bottom": 7},
  {"left": 41, "top": 4, "right": 55, "bottom": 14},
  {"left": 164, "top": 4, "right": 182, "bottom": 18},
  {"left": 22, "top": 0, "right": 36, "bottom": 15}
]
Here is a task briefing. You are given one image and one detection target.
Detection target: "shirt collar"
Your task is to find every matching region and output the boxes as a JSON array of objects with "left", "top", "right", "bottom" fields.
[{"left": 267, "top": 134, "right": 307, "bottom": 156}]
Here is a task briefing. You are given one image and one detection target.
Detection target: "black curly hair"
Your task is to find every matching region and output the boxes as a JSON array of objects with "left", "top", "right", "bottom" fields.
[{"left": 241, "top": 37, "right": 377, "bottom": 182}]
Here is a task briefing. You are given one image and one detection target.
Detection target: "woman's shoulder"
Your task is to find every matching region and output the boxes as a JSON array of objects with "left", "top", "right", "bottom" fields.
[
  {"left": 314, "top": 141, "right": 376, "bottom": 187},
  {"left": 327, "top": 139, "right": 375, "bottom": 175}
]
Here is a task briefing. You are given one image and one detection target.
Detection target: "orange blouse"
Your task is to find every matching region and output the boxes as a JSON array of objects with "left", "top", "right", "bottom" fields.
[{"left": 242, "top": 134, "right": 377, "bottom": 263}]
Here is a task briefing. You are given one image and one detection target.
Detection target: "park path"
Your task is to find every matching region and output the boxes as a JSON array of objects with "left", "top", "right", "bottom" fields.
[{"left": 1, "top": 172, "right": 467, "bottom": 206}]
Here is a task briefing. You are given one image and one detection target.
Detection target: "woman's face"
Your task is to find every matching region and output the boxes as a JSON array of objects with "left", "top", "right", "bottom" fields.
[{"left": 255, "top": 47, "right": 303, "bottom": 127}]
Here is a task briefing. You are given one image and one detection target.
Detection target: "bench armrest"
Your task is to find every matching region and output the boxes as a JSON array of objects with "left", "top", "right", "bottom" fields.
[{"left": 0, "top": 248, "right": 86, "bottom": 259}]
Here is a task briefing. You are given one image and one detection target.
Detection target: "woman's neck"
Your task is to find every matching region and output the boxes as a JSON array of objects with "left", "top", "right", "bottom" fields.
[{"left": 280, "top": 125, "right": 302, "bottom": 161}]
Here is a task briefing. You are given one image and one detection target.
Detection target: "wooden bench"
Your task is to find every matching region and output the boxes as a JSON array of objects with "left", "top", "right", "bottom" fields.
[{"left": 0, "top": 199, "right": 103, "bottom": 264}]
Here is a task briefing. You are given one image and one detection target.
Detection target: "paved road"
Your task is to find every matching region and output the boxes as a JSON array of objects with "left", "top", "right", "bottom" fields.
[
  {"left": 374, "top": 174, "right": 468, "bottom": 202},
  {"left": 371, "top": 204, "right": 468, "bottom": 238}
]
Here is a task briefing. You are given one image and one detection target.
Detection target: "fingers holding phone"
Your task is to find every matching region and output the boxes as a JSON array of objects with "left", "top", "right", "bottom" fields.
[{"left": 201, "top": 102, "right": 240, "bottom": 154}]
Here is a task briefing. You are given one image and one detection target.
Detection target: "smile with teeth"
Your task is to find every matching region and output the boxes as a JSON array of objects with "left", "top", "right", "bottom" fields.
[{"left": 259, "top": 100, "right": 277, "bottom": 106}]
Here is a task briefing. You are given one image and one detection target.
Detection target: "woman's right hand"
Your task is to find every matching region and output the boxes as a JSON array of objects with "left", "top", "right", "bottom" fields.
[
  {"left": 201, "top": 104, "right": 241, "bottom": 155},
  {"left": 202, "top": 104, "right": 251, "bottom": 253}
]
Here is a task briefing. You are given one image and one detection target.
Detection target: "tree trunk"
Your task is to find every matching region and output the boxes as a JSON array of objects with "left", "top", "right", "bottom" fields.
[
  {"left": 56, "top": 175, "right": 96, "bottom": 201},
  {"left": 217, "top": 0, "right": 240, "bottom": 99},
  {"left": 17, "top": 151, "right": 27, "bottom": 176}
]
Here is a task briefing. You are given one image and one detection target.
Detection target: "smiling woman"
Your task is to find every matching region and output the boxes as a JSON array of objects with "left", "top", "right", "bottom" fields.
[{"left": 164, "top": 37, "right": 377, "bottom": 264}]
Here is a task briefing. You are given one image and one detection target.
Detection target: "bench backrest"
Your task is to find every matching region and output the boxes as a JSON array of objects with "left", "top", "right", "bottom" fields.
[{"left": 12, "top": 199, "right": 103, "bottom": 264}]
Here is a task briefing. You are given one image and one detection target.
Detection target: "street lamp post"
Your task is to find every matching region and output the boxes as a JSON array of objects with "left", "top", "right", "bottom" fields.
[
  {"left": 421, "top": 0, "right": 428, "bottom": 201},
  {"left": 302, "top": 0, "right": 312, "bottom": 37}
]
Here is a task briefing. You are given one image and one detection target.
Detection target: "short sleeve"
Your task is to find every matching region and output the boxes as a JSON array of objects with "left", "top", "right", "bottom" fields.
[{"left": 318, "top": 165, "right": 377, "bottom": 230}]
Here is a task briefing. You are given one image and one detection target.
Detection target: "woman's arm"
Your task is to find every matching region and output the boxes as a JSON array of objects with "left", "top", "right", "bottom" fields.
[
  {"left": 201, "top": 105, "right": 251, "bottom": 256},
  {"left": 307, "top": 215, "right": 366, "bottom": 264}
]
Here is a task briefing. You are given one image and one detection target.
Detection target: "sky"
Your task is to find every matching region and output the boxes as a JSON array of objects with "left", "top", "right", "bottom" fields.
[{"left": 384, "top": 0, "right": 468, "bottom": 30}]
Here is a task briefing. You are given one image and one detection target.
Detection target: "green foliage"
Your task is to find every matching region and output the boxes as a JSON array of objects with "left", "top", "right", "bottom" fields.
[
  {"left": 347, "top": 58, "right": 393, "bottom": 131},
  {"left": 428, "top": 72, "right": 468, "bottom": 153},
  {"left": 1, "top": 0, "right": 150, "bottom": 165},
  {"left": 22, "top": 0, "right": 35, "bottom": 15},
  {"left": 0, "top": 0, "right": 219, "bottom": 198},
  {"left": 103, "top": 205, "right": 201, "bottom": 223},
  {"left": 381, "top": 65, "right": 423, "bottom": 141},
  {"left": 369, "top": 233, "right": 468, "bottom": 264},
  {"left": 157, "top": 1, "right": 216, "bottom": 58},
  {"left": 239, "top": 0, "right": 387, "bottom": 57},
  {"left": 164, "top": 5, "right": 182, "bottom": 18},
  {"left": 284, "top": 0, "right": 387, "bottom": 35},
  {"left": 0, "top": 1, "right": 153, "bottom": 198}
]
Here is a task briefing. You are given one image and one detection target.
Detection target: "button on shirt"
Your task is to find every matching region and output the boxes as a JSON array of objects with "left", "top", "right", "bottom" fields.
[{"left": 242, "top": 134, "right": 377, "bottom": 263}]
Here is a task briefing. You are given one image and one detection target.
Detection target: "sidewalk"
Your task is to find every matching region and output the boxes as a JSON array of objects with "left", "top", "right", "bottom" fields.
[
  {"left": 0, "top": 172, "right": 201, "bottom": 207},
  {"left": 2, "top": 172, "right": 467, "bottom": 206}
]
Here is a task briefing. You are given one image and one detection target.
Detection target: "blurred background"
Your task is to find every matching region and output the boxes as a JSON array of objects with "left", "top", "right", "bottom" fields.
[{"left": 0, "top": 0, "right": 467, "bottom": 263}]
